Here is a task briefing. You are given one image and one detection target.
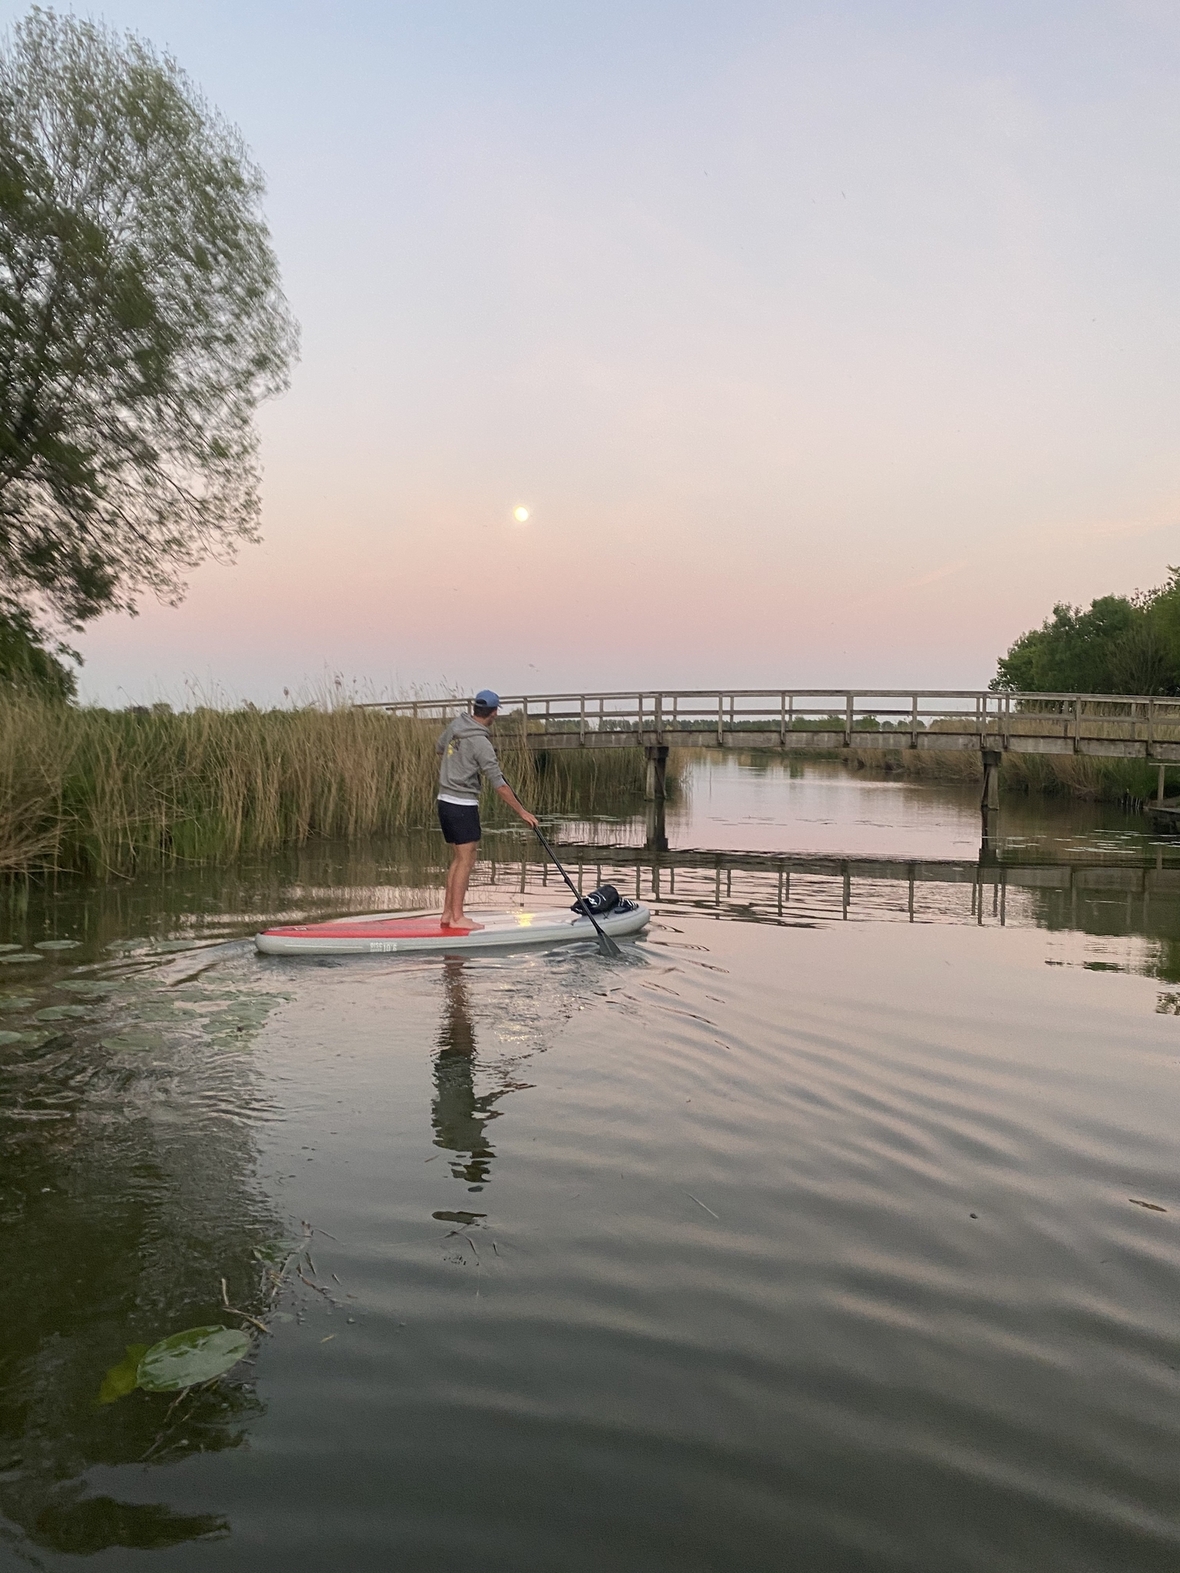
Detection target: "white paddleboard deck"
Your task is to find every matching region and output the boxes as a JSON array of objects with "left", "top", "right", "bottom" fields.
[{"left": 255, "top": 903, "right": 650, "bottom": 956}]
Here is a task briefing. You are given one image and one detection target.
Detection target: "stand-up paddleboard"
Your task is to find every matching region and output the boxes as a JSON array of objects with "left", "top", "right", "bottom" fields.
[{"left": 255, "top": 902, "right": 650, "bottom": 957}]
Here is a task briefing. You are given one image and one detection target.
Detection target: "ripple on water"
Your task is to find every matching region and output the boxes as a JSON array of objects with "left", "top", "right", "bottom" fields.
[{"left": 5, "top": 873, "right": 1180, "bottom": 1570}]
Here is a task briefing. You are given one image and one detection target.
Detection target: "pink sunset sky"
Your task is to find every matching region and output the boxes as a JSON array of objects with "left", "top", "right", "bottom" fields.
[{"left": 6, "top": 0, "right": 1179, "bottom": 705}]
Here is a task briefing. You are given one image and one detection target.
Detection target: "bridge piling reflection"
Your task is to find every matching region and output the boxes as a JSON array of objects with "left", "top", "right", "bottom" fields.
[{"left": 481, "top": 836, "right": 1180, "bottom": 953}]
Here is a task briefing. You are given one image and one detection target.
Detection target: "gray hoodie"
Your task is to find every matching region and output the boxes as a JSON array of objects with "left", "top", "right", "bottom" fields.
[{"left": 436, "top": 713, "right": 507, "bottom": 803}]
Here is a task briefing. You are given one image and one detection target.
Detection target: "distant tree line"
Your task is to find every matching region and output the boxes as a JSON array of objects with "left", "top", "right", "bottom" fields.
[{"left": 993, "top": 570, "right": 1180, "bottom": 695}]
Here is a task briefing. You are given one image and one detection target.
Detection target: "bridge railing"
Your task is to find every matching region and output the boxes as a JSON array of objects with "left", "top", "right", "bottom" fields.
[{"left": 358, "top": 688, "right": 1180, "bottom": 744}]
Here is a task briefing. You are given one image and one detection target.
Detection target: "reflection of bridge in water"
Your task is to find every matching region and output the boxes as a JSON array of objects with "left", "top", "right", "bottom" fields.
[{"left": 477, "top": 841, "right": 1180, "bottom": 944}]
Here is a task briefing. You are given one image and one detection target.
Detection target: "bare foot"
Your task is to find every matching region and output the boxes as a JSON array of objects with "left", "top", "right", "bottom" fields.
[{"left": 442, "top": 916, "right": 484, "bottom": 931}]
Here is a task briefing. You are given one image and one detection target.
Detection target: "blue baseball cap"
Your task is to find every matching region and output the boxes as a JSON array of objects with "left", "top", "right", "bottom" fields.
[{"left": 474, "top": 689, "right": 500, "bottom": 709}]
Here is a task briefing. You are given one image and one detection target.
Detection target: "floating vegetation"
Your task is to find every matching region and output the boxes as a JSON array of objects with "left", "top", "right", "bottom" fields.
[
  {"left": 98, "top": 1327, "right": 250, "bottom": 1403},
  {"left": 57, "top": 978, "right": 119, "bottom": 994},
  {"left": 0, "top": 1027, "right": 54, "bottom": 1046},
  {"left": 202, "top": 998, "right": 276, "bottom": 1040},
  {"left": 96, "top": 1222, "right": 327, "bottom": 1417},
  {"left": 0, "top": 995, "right": 35, "bottom": 1011},
  {"left": 128, "top": 999, "right": 199, "bottom": 1023},
  {"left": 34, "top": 939, "right": 81, "bottom": 951},
  {"left": 100, "top": 1029, "right": 165, "bottom": 1052},
  {"left": 97, "top": 1344, "right": 150, "bottom": 1405},
  {"left": 0, "top": 952, "right": 42, "bottom": 964},
  {"left": 136, "top": 1327, "right": 251, "bottom": 1392},
  {"left": 34, "top": 1004, "right": 91, "bottom": 1021}
]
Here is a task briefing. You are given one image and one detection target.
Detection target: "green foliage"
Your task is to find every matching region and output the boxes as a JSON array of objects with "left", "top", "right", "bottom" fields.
[
  {"left": 135, "top": 1326, "right": 250, "bottom": 1392},
  {"left": 993, "top": 571, "right": 1180, "bottom": 695},
  {"left": 0, "top": 9, "right": 298, "bottom": 632},
  {"left": 97, "top": 1343, "right": 149, "bottom": 1404},
  {"left": 98, "top": 1327, "right": 250, "bottom": 1402},
  {"left": 0, "top": 599, "right": 75, "bottom": 696}
]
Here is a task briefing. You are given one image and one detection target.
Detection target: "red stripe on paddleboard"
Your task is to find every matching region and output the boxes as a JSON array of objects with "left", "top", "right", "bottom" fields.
[{"left": 263, "top": 920, "right": 475, "bottom": 939}]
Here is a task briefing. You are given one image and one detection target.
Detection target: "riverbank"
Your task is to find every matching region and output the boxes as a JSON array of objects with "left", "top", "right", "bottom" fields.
[
  {"left": 0, "top": 697, "right": 658, "bottom": 875},
  {"left": 672, "top": 740, "right": 1165, "bottom": 805},
  {"left": 844, "top": 746, "right": 1166, "bottom": 804},
  {"left": 3, "top": 691, "right": 1154, "bottom": 879}
]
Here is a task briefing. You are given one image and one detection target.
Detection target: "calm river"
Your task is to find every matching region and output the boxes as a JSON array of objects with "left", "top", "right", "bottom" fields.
[{"left": 3, "top": 758, "right": 1180, "bottom": 1571}]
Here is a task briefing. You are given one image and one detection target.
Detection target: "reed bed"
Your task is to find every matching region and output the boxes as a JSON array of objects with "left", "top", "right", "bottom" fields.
[
  {"left": 0, "top": 697, "right": 652, "bottom": 876},
  {"left": 843, "top": 744, "right": 1162, "bottom": 802}
]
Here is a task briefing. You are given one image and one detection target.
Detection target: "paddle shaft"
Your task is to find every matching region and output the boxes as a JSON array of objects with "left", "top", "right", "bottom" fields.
[{"left": 531, "top": 825, "right": 621, "bottom": 958}]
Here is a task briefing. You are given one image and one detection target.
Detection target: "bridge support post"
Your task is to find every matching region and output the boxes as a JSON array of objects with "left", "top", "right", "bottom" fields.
[
  {"left": 645, "top": 799, "right": 668, "bottom": 852},
  {"left": 644, "top": 745, "right": 669, "bottom": 801},
  {"left": 981, "top": 749, "right": 1002, "bottom": 813},
  {"left": 644, "top": 745, "right": 669, "bottom": 851}
]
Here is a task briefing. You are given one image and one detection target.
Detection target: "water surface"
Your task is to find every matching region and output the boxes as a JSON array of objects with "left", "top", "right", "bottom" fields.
[{"left": 3, "top": 760, "right": 1180, "bottom": 1571}]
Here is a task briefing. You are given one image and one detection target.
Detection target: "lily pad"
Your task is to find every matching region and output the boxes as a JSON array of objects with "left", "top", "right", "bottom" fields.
[
  {"left": 35, "top": 940, "right": 81, "bottom": 951},
  {"left": 0, "top": 1029, "right": 27, "bottom": 1045},
  {"left": 136, "top": 1326, "right": 250, "bottom": 1392},
  {"left": 0, "top": 953, "right": 43, "bottom": 964},
  {"left": 128, "top": 1000, "right": 191, "bottom": 1023},
  {"left": 203, "top": 1000, "right": 276, "bottom": 1042},
  {"left": 57, "top": 979, "right": 118, "bottom": 995},
  {"left": 98, "top": 1343, "right": 150, "bottom": 1404},
  {"left": 34, "top": 1004, "right": 92, "bottom": 1022},
  {"left": 0, "top": 944, "right": 22, "bottom": 953},
  {"left": 0, "top": 996, "right": 35, "bottom": 1012},
  {"left": 100, "top": 1029, "right": 164, "bottom": 1052}
]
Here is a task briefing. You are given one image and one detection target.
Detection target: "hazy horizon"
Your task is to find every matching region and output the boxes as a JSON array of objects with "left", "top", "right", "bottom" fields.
[{"left": 4, "top": 0, "right": 1178, "bottom": 706}]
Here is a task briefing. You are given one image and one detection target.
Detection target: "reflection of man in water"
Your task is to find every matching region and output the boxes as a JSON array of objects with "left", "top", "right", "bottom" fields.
[{"left": 431, "top": 960, "right": 505, "bottom": 1190}]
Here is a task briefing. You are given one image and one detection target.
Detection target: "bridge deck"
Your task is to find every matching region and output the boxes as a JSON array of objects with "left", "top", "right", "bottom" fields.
[{"left": 361, "top": 689, "right": 1180, "bottom": 762}]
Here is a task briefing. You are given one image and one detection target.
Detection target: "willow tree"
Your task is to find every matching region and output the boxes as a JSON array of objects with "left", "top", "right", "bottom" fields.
[{"left": 0, "top": 8, "right": 298, "bottom": 648}]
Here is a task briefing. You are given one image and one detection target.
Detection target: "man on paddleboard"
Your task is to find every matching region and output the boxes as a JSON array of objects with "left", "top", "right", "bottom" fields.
[{"left": 436, "top": 690, "right": 537, "bottom": 930}]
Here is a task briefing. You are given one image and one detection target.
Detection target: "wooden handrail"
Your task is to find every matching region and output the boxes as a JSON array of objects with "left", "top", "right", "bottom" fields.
[{"left": 356, "top": 687, "right": 1180, "bottom": 715}]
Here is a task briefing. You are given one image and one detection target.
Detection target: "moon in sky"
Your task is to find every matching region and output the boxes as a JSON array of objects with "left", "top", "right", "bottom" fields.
[{"left": 513, "top": 505, "right": 530, "bottom": 523}]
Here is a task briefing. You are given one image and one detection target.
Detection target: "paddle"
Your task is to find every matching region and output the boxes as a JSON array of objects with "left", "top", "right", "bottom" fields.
[{"left": 531, "top": 824, "right": 622, "bottom": 958}]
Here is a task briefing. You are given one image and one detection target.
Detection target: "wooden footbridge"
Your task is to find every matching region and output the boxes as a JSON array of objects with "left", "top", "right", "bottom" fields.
[{"left": 365, "top": 688, "right": 1180, "bottom": 813}]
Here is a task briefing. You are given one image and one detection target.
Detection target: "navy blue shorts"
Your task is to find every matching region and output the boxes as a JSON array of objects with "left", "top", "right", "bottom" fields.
[{"left": 437, "top": 799, "right": 481, "bottom": 845}]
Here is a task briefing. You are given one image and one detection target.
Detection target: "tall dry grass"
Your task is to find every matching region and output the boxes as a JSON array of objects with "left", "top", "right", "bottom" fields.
[
  {"left": 843, "top": 742, "right": 1161, "bottom": 802},
  {"left": 0, "top": 697, "right": 651, "bottom": 875}
]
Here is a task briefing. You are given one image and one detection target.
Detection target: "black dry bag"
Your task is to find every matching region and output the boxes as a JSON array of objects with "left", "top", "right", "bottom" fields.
[{"left": 571, "top": 884, "right": 621, "bottom": 917}]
